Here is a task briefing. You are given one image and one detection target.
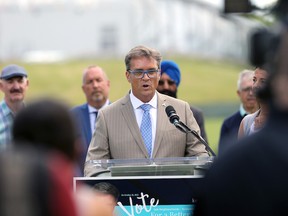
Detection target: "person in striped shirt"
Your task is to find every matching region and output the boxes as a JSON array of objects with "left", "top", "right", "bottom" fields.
[{"left": 0, "top": 64, "right": 29, "bottom": 149}]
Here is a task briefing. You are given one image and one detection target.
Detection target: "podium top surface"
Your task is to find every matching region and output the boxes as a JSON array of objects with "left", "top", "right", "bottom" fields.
[
  {"left": 86, "top": 156, "right": 214, "bottom": 168},
  {"left": 85, "top": 157, "right": 214, "bottom": 177}
]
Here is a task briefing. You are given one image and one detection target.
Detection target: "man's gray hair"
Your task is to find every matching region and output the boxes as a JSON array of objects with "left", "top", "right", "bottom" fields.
[
  {"left": 237, "top": 69, "right": 254, "bottom": 90},
  {"left": 124, "top": 45, "right": 162, "bottom": 71}
]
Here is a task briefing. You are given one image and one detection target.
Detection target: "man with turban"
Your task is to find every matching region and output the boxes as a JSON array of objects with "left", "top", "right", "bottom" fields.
[{"left": 157, "top": 60, "right": 208, "bottom": 142}]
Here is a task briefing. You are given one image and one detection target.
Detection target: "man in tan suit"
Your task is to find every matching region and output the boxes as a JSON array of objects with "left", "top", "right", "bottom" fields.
[{"left": 84, "top": 45, "right": 209, "bottom": 176}]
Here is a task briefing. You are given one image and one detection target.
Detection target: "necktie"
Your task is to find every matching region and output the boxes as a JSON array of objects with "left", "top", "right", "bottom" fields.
[
  {"left": 140, "top": 104, "right": 152, "bottom": 157},
  {"left": 91, "top": 111, "right": 98, "bottom": 134},
  {"left": 94, "top": 111, "right": 98, "bottom": 123}
]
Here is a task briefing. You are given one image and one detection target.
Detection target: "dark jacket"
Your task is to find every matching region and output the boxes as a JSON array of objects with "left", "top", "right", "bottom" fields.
[
  {"left": 195, "top": 106, "right": 288, "bottom": 216},
  {"left": 218, "top": 110, "right": 244, "bottom": 155},
  {"left": 190, "top": 106, "right": 208, "bottom": 143}
]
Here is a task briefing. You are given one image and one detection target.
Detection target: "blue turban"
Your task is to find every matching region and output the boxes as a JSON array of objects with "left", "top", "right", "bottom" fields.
[{"left": 160, "top": 60, "right": 181, "bottom": 87}]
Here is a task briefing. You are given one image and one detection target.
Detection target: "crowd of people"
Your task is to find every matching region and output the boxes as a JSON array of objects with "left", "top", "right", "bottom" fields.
[
  {"left": 0, "top": 45, "right": 211, "bottom": 215},
  {"left": 0, "top": 27, "right": 286, "bottom": 215},
  {"left": 0, "top": 47, "right": 267, "bottom": 175}
]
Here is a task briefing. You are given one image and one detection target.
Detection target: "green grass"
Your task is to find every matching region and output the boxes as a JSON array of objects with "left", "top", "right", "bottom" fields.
[
  {"left": 0, "top": 57, "right": 251, "bottom": 154},
  {"left": 205, "top": 117, "right": 224, "bottom": 155}
]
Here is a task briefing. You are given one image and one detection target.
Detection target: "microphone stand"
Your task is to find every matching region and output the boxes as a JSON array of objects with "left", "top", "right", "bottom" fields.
[{"left": 176, "top": 121, "right": 216, "bottom": 157}]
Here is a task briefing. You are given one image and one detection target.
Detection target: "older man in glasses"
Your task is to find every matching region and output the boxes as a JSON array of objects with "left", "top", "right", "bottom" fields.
[
  {"left": 157, "top": 60, "right": 208, "bottom": 142},
  {"left": 218, "top": 69, "right": 258, "bottom": 155},
  {"left": 84, "top": 45, "right": 209, "bottom": 176}
]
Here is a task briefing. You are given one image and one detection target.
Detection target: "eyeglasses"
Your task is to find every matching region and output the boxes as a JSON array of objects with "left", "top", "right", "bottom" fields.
[
  {"left": 158, "top": 80, "right": 175, "bottom": 86},
  {"left": 128, "top": 68, "right": 159, "bottom": 79}
]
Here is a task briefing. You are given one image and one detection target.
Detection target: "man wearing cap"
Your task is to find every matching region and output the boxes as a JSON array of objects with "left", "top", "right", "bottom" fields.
[
  {"left": 157, "top": 60, "right": 208, "bottom": 142},
  {"left": 0, "top": 64, "right": 29, "bottom": 149}
]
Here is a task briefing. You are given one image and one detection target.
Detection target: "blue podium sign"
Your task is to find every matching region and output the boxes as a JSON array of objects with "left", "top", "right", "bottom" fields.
[{"left": 74, "top": 176, "right": 202, "bottom": 216}]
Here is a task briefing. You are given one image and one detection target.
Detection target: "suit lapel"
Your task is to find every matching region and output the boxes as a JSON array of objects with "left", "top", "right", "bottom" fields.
[
  {"left": 153, "top": 93, "right": 167, "bottom": 157},
  {"left": 83, "top": 104, "right": 92, "bottom": 147},
  {"left": 120, "top": 94, "right": 149, "bottom": 157}
]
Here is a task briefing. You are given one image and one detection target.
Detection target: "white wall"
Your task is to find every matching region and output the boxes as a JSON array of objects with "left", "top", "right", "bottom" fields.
[{"left": 0, "top": 0, "right": 262, "bottom": 62}]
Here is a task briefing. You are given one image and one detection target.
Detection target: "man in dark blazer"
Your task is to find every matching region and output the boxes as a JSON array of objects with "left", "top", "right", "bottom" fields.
[
  {"left": 72, "top": 65, "right": 110, "bottom": 176},
  {"left": 84, "top": 45, "right": 209, "bottom": 176},
  {"left": 157, "top": 60, "right": 208, "bottom": 142},
  {"left": 218, "top": 69, "right": 258, "bottom": 155}
]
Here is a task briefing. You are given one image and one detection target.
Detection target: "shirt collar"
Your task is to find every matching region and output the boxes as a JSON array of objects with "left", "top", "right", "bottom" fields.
[
  {"left": 239, "top": 104, "right": 248, "bottom": 117},
  {"left": 130, "top": 90, "right": 157, "bottom": 110},
  {"left": 88, "top": 99, "right": 110, "bottom": 114},
  {"left": 1, "top": 100, "right": 15, "bottom": 117}
]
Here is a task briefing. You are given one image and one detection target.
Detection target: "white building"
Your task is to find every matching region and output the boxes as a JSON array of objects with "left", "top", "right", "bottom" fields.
[{"left": 0, "top": 0, "right": 262, "bottom": 62}]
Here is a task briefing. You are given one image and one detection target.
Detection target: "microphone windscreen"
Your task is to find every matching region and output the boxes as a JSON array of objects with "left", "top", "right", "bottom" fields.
[
  {"left": 165, "top": 105, "right": 175, "bottom": 117},
  {"left": 165, "top": 105, "right": 180, "bottom": 124}
]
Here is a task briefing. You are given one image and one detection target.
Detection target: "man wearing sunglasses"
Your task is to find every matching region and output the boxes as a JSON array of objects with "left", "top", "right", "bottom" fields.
[
  {"left": 84, "top": 45, "right": 209, "bottom": 176},
  {"left": 157, "top": 60, "right": 208, "bottom": 142}
]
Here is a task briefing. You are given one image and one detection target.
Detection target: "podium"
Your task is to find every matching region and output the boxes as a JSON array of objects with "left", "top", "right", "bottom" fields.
[
  {"left": 75, "top": 157, "right": 214, "bottom": 216},
  {"left": 85, "top": 156, "right": 214, "bottom": 177}
]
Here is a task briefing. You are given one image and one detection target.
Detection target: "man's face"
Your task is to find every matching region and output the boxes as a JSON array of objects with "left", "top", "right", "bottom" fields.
[
  {"left": 126, "top": 56, "right": 160, "bottom": 103},
  {"left": 237, "top": 76, "right": 257, "bottom": 111},
  {"left": 0, "top": 76, "right": 29, "bottom": 104},
  {"left": 157, "top": 73, "right": 177, "bottom": 98},
  {"left": 82, "top": 67, "right": 110, "bottom": 108}
]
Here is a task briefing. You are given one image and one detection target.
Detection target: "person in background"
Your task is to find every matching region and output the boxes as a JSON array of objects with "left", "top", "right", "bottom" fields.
[
  {"left": 72, "top": 65, "right": 110, "bottom": 176},
  {"left": 238, "top": 67, "right": 269, "bottom": 138},
  {"left": 218, "top": 69, "right": 258, "bottom": 155},
  {"left": 85, "top": 45, "right": 208, "bottom": 176},
  {"left": 157, "top": 60, "right": 208, "bottom": 142},
  {"left": 0, "top": 64, "right": 29, "bottom": 150}
]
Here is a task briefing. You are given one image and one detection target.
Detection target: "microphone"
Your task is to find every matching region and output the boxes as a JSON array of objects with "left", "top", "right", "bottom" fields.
[
  {"left": 165, "top": 105, "right": 216, "bottom": 156},
  {"left": 165, "top": 106, "right": 187, "bottom": 133},
  {"left": 165, "top": 105, "right": 180, "bottom": 125}
]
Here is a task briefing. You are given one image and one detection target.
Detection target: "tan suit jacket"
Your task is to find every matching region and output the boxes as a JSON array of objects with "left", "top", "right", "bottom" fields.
[{"left": 84, "top": 92, "right": 208, "bottom": 176}]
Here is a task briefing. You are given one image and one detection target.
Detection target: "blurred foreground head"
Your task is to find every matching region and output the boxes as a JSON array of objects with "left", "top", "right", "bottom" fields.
[
  {"left": 12, "top": 98, "right": 78, "bottom": 161},
  {"left": 248, "top": 0, "right": 288, "bottom": 112},
  {"left": 268, "top": 24, "right": 288, "bottom": 112},
  {"left": 254, "top": 19, "right": 288, "bottom": 113}
]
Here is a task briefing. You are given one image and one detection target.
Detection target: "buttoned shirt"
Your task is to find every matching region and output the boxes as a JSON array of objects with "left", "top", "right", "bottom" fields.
[
  {"left": 0, "top": 100, "right": 14, "bottom": 150},
  {"left": 129, "top": 91, "right": 157, "bottom": 153},
  {"left": 88, "top": 100, "right": 110, "bottom": 135}
]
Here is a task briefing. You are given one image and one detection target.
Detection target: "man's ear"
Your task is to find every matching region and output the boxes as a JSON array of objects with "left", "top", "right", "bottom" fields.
[
  {"left": 0, "top": 80, "right": 3, "bottom": 92},
  {"left": 237, "top": 90, "right": 240, "bottom": 97},
  {"left": 126, "top": 71, "right": 131, "bottom": 83}
]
